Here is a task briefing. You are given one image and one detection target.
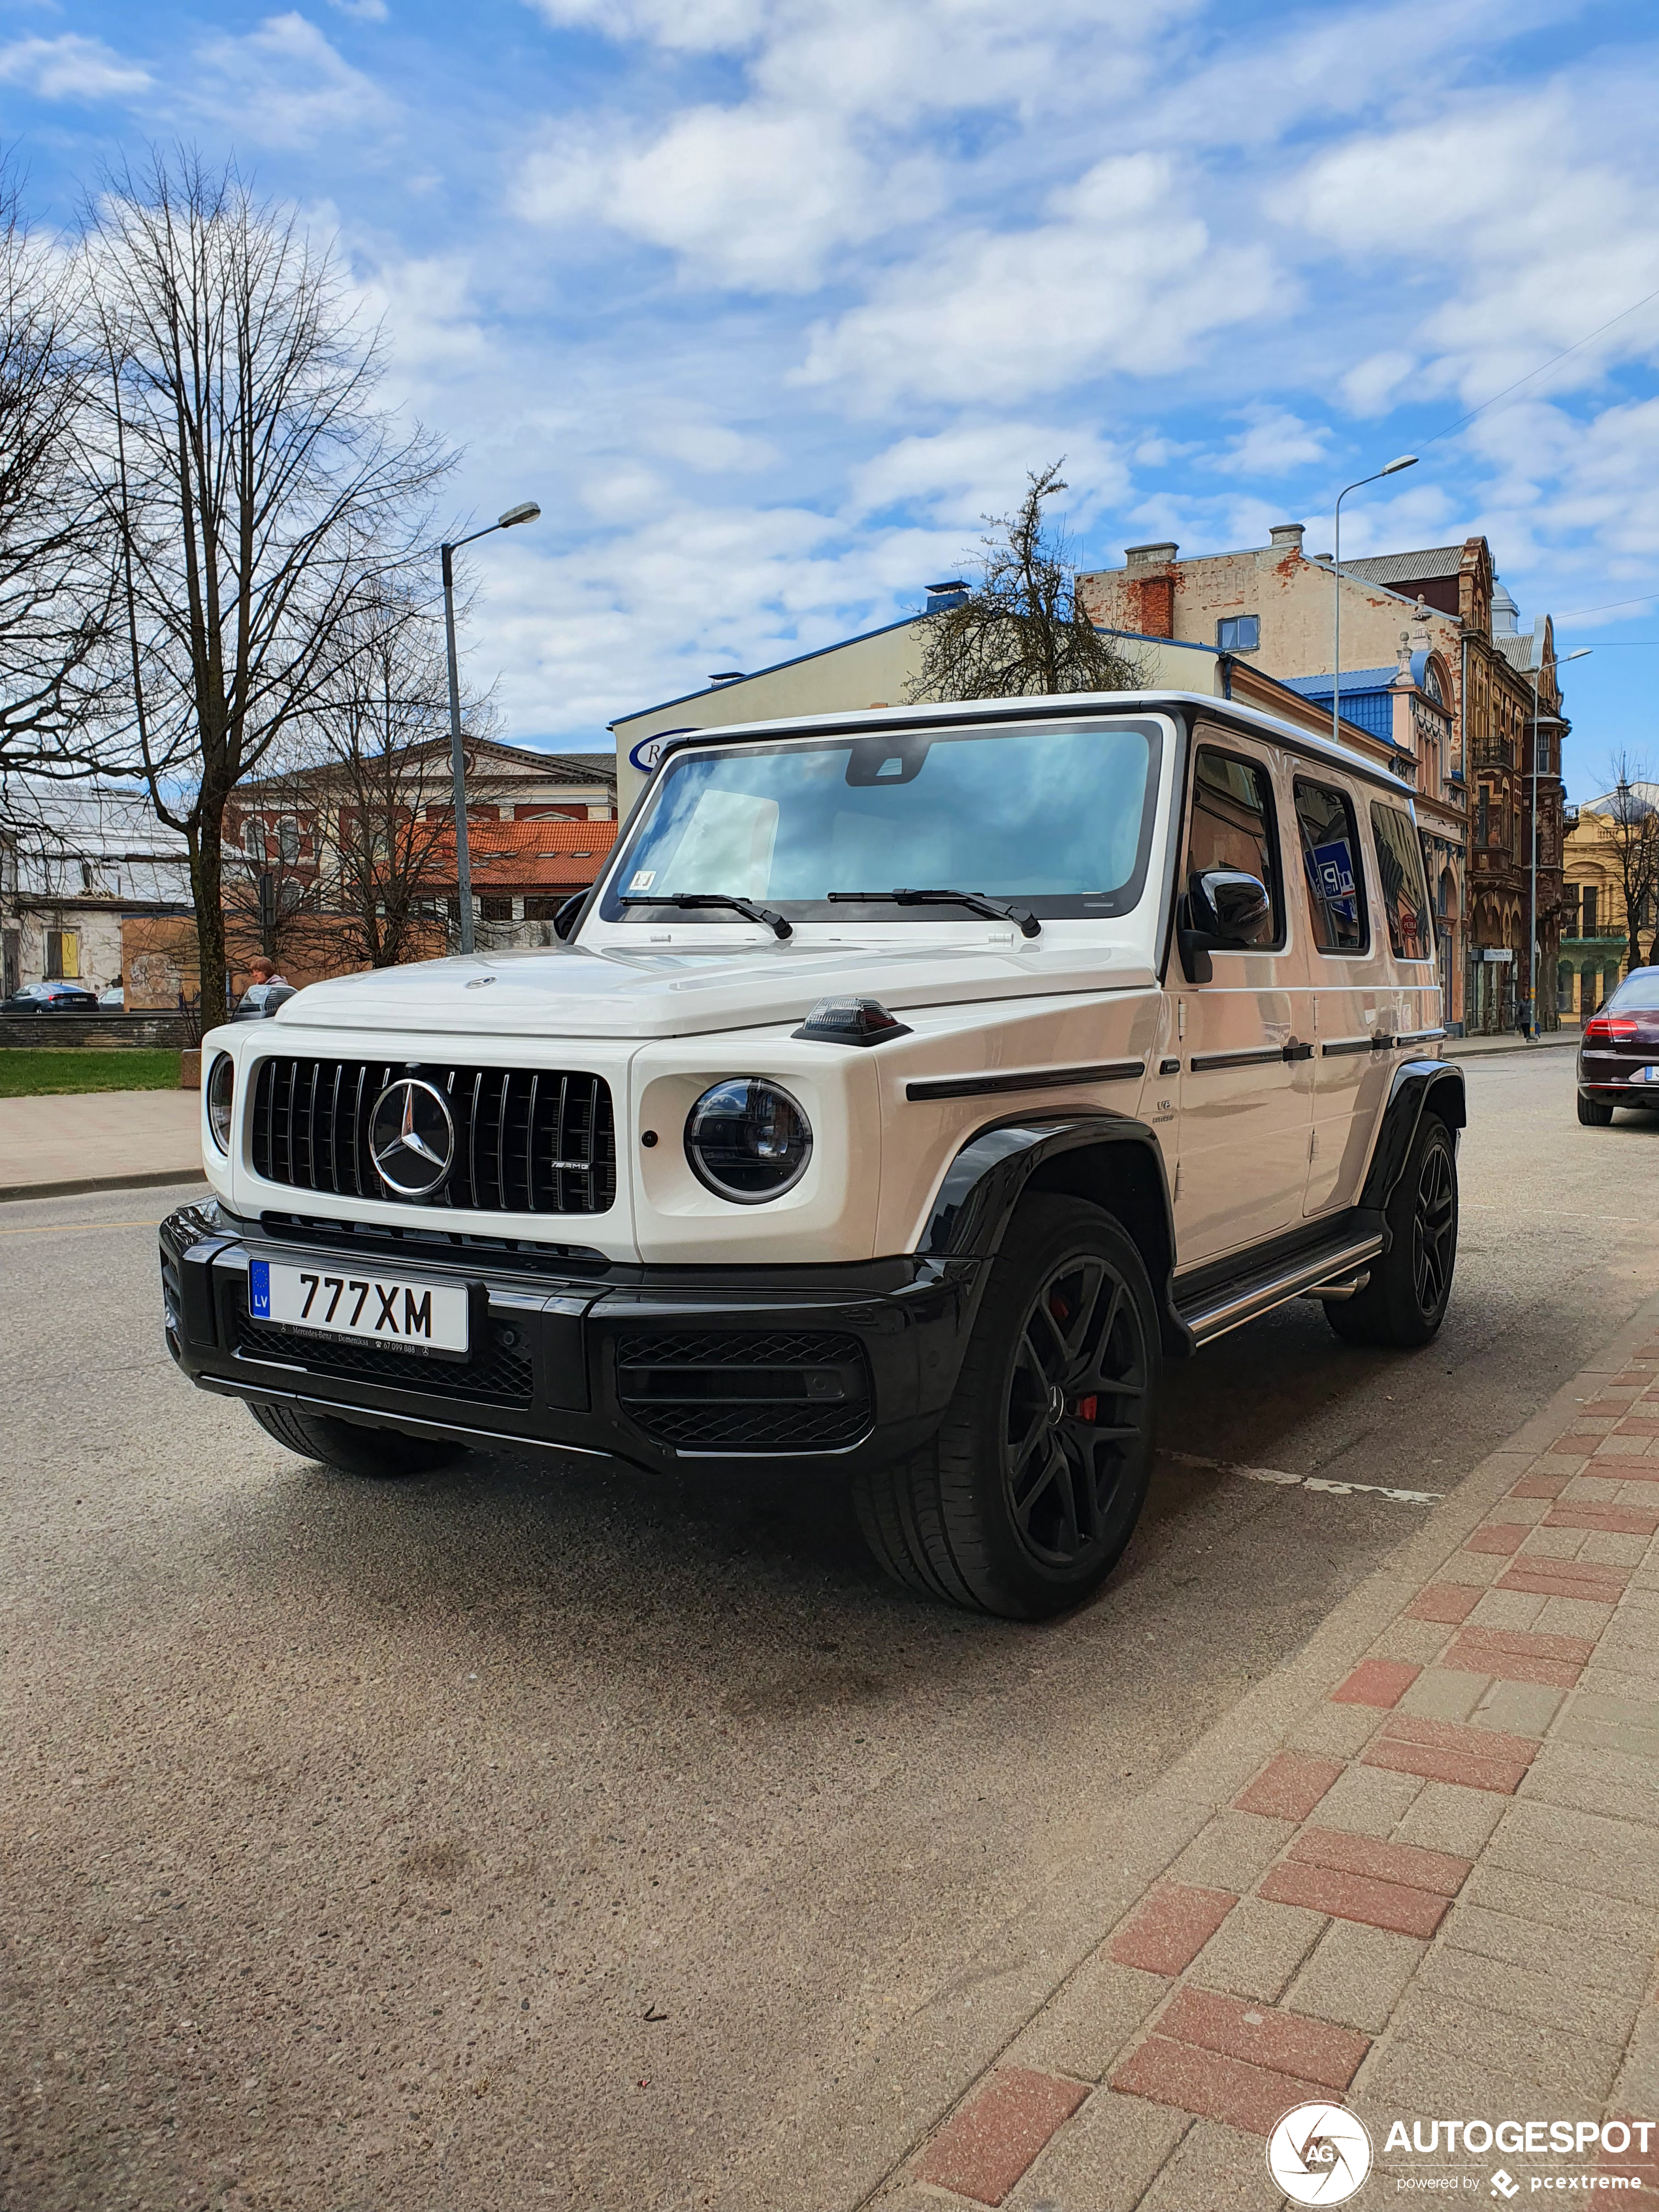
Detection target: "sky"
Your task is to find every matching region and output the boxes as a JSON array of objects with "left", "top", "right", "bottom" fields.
[{"left": 4, "top": 0, "right": 1659, "bottom": 795}]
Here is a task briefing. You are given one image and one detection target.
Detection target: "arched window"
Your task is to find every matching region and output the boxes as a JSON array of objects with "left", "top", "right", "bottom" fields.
[{"left": 242, "top": 816, "right": 265, "bottom": 860}]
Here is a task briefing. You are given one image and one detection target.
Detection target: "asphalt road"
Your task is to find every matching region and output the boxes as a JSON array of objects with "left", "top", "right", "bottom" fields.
[{"left": 6, "top": 1050, "right": 1659, "bottom": 2212}]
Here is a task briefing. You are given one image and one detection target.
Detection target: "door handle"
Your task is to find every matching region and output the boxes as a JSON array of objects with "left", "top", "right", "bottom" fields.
[{"left": 1282, "top": 1040, "right": 1315, "bottom": 1062}]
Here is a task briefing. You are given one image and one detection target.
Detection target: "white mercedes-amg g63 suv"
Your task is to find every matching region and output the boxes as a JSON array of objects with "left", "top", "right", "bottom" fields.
[{"left": 161, "top": 690, "right": 1462, "bottom": 1618}]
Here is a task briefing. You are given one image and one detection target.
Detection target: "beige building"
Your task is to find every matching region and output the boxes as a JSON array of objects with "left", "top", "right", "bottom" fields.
[{"left": 1561, "top": 782, "right": 1659, "bottom": 1015}]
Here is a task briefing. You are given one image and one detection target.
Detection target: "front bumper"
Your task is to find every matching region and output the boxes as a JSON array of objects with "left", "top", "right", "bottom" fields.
[{"left": 158, "top": 1203, "right": 984, "bottom": 1476}]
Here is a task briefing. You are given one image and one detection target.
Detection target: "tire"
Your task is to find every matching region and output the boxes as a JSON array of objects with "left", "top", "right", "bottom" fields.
[
  {"left": 854, "top": 1195, "right": 1161, "bottom": 1618},
  {"left": 246, "top": 1400, "right": 463, "bottom": 1478},
  {"left": 1577, "top": 1093, "right": 1615, "bottom": 1127},
  {"left": 1325, "top": 1112, "right": 1458, "bottom": 1349}
]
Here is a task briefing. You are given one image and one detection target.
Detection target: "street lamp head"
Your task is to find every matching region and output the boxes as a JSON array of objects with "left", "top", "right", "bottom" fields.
[
  {"left": 1380, "top": 454, "right": 1419, "bottom": 476},
  {"left": 498, "top": 500, "right": 541, "bottom": 530},
  {"left": 1562, "top": 647, "right": 1592, "bottom": 663}
]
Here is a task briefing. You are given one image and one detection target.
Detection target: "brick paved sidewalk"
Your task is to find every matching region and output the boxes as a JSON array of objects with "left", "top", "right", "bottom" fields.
[{"left": 869, "top": 1309, "right": 1659, "bottom": 2212}]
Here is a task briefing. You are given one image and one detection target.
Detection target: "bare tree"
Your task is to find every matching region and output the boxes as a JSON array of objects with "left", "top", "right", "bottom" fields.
[
  {"left": 0, "top": 170, "right": 116, "bottom": 771},
  {"left": 308, "top": 582, "right": 489, "bottom": 970},
  {"left": 907, "top": 461, "right": 1146, "bottom": 704},
  {"left": 1599, "top": 753, "right": 1659, "bottom": 972},
  {"left": 80, "top": 151, "right": 453, "bottom": 1021}
]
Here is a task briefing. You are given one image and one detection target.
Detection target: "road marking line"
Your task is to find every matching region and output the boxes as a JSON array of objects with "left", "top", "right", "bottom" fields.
[{"left": 1163, "top": 1449, "right": 1442, "bottom": 1505}]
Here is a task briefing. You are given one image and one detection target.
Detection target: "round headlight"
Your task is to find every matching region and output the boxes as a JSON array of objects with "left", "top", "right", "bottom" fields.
[
  {"left": 685, "top": 1078, "right": 813, "bottom": 1203},
  {"left": 206, "top": 1052, "right": 235, "bottom": 1154}
]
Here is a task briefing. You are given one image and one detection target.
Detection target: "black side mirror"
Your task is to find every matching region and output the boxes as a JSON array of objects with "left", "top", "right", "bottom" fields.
[
  {"left": 1190, "top": 868, "right": 1271, "bottom": 946},
  {"left": 551, "top": 891, "right": 587, "bottom": 942}
]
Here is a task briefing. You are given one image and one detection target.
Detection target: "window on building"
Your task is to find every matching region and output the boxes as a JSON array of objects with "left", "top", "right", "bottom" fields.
[
  {"left": 1184, "top": 745, "right": 1283, "bottom": 948},
  {"left": 1370, "top": 801, "right": 1434, "bottom": 962},
  {"left": 243, "top": 816, "right": 265, "bottom": 860},
  {"left": 479, "top": 895, "right": 513, "bottom": 921},
  {"left": 1216, "top": 615, "right": 1260, "bottom": 652},
  {"left": 1563, "top": 884, "right": 1581, "bottom": 937},
  {"left": 1293, "top": 778, "right": 1368, "bottom": 954},
  {"left": 1583, "top": 885, "right": 1599, "bottom": 935},
  {"left": 277, "top": 817, "right": 300, "bottom": 864},
  {"left": 1477, "top": 787, "right": 1491, "bottom": 846}
]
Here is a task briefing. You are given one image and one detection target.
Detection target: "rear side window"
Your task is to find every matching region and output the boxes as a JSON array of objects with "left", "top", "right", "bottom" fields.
[
  {"left": 1294, "top": 778, "right": 1368, "bottom": 954},
  {"left": 1609, "top": 970, "right": 1659, "bottom": 1011},
  {"left": 1185, "top": 746, "right": 1283, "bottom": 949},
  {"left": 1370, "top": 801, "right": 1434, "bottom": 962}
]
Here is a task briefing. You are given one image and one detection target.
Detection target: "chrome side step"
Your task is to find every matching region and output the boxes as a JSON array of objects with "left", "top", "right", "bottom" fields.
[{"left": 1177, "top": 1234, "right": 1386, "bottom": 1347}]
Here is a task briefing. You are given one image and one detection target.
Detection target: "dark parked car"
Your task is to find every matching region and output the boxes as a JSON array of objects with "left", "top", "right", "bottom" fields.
[
  {"left": 2, "top": 980, "right": 99, "bottom": 1013},
  {"left": 1577, "top": 968, "right": 1659, "bottom": 1124}
]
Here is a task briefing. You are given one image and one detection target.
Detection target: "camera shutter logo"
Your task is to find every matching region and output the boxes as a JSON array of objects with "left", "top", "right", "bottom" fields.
[
  {"left": 368, "top": 1078, "right": 456, "bottom": 1200},
  {"left": 1267, "top": 2102, "right": 1373, "bottom": 2205}
]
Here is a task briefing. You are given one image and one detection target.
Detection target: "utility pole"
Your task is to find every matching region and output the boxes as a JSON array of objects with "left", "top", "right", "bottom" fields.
[
  {"left": 1528, "top": 643, "right": 1591, "bottom": 1038},
  {"left": 441, "top": 500, "right": 541, "bottom": 955},
  {"left": 1332, "top": 455, "right": 1417, "bottom": 745}
]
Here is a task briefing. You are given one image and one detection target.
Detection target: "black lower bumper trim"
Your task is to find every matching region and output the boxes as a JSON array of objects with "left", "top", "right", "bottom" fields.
[{"left": 159, "top": 1206, "right": 982, "bottom": 1476}]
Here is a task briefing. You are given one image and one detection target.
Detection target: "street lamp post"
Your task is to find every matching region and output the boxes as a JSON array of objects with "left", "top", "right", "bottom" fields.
[
  {"left": 1332, "top": 455, "right": 1419, "bottom": 746},
  {"left": 1527, "top": 643, "right": 1591, "bottom": 1038},
  {"left": 442, "top": 500, "right": 541, "bottom": 955}
]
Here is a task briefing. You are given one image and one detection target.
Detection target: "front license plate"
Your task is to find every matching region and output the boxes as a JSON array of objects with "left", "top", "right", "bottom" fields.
[{"left": 249, "top": 1258, "right": 470, "bottom": 1353}]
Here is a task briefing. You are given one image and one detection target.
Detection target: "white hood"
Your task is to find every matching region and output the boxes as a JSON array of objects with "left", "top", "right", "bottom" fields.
[{"left": 272, "top": 938, "right": 1155, "bottom": 1041}]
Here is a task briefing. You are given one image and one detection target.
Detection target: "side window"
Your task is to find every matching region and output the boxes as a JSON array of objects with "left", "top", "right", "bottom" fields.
[
  {"left": 1185, "top": 745, "right": 1283, "bottom": 950},
  {"left": 1293, "top": 778, "right": 1368, "bottom": 954},
  {"left": 1370, "top": 801, "right": 1434, "bottom": 962}
]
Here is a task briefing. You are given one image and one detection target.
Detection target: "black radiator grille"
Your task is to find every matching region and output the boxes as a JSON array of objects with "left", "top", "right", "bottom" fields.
[
  {"left": 616, "top": 1329, "right": 873, "bottom": 1451},
  {"left": 233, "top": 1311, "right": 534, "bottom": 1407},
  {"left": 249, "top": 1057, "right": 615, "bottom": 1216}
]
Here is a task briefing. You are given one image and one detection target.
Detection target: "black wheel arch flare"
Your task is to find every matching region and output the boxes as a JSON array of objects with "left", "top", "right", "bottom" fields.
[{"left": 920, "top": 1111, "right": 1191, "bottom": 1358}]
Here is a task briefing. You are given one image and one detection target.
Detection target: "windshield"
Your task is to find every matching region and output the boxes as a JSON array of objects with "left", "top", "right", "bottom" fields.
[{"left": 601, "top": 717, "right": 1163, "bottom": 924}]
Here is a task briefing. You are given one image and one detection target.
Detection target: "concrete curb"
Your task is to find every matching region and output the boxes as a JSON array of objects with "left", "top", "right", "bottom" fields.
[
  {"left": 1443, "top": 1032, "right": 1579, "bottom": 1063},
  {"left": 0, "top": 1166, "right": 208, "bottom": 1205}
]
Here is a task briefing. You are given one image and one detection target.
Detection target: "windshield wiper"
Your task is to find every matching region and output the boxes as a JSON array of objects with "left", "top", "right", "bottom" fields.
[
  {"left": 619, "top": 891, "right": 792, "bottom": 940},
  {"left": 828, "top": 888, "right": 1040, "bottom": 938}
]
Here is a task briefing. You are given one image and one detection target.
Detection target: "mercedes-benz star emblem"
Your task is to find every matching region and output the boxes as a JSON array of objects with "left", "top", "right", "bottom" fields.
[{"left": 368, "top": 1077, "right": 456, "bottom": 1200}]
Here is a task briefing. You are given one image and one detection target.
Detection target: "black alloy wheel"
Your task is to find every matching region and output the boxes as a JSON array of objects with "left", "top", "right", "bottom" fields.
[
  {"left": 852, "top": 1195, "right": 1161, "bottom": 1618},
  {"left": 1326, "top": 1113, "right": 1458, "bottom": 1349},
  {"left": 1411, "top": 1132, "right": 1457, "bottom": 1322},
  {"left": 1004, "top": 1249, "right": 1150, "bottom": 1573}
]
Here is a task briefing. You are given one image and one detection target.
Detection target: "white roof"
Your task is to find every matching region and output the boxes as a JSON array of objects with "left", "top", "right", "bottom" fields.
[{"left": 658, "top": 687, "right": 1415, "bottom": 803}]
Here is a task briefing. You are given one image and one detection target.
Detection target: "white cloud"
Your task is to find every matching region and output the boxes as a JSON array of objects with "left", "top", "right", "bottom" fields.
[
  {"left": 1283, "top": 89, "right": 1659, "bottom": 417},
  {"left": 189, "top": 13, "right": 394, "bottom": 148},
  {"left": 797, "top": 153, "right": 1283, "bottom": 406},
  {"left": 516, "top": 104, "right": 937, "bottom": 291},
  {"left": 0, "top": 33, "right": 150, "bottom": 100},
  {"left": 524, "top": 0, "right": 768, "bottom": 54},
  {"left": 1214, "top": 408, "right": 1331, "bottom": 478},
  {"left": 326, "top": 0, "right": 390, "bottom": 19},
  {"left": 846, "top": 423, "right": 1129, "bottom": 526}
]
